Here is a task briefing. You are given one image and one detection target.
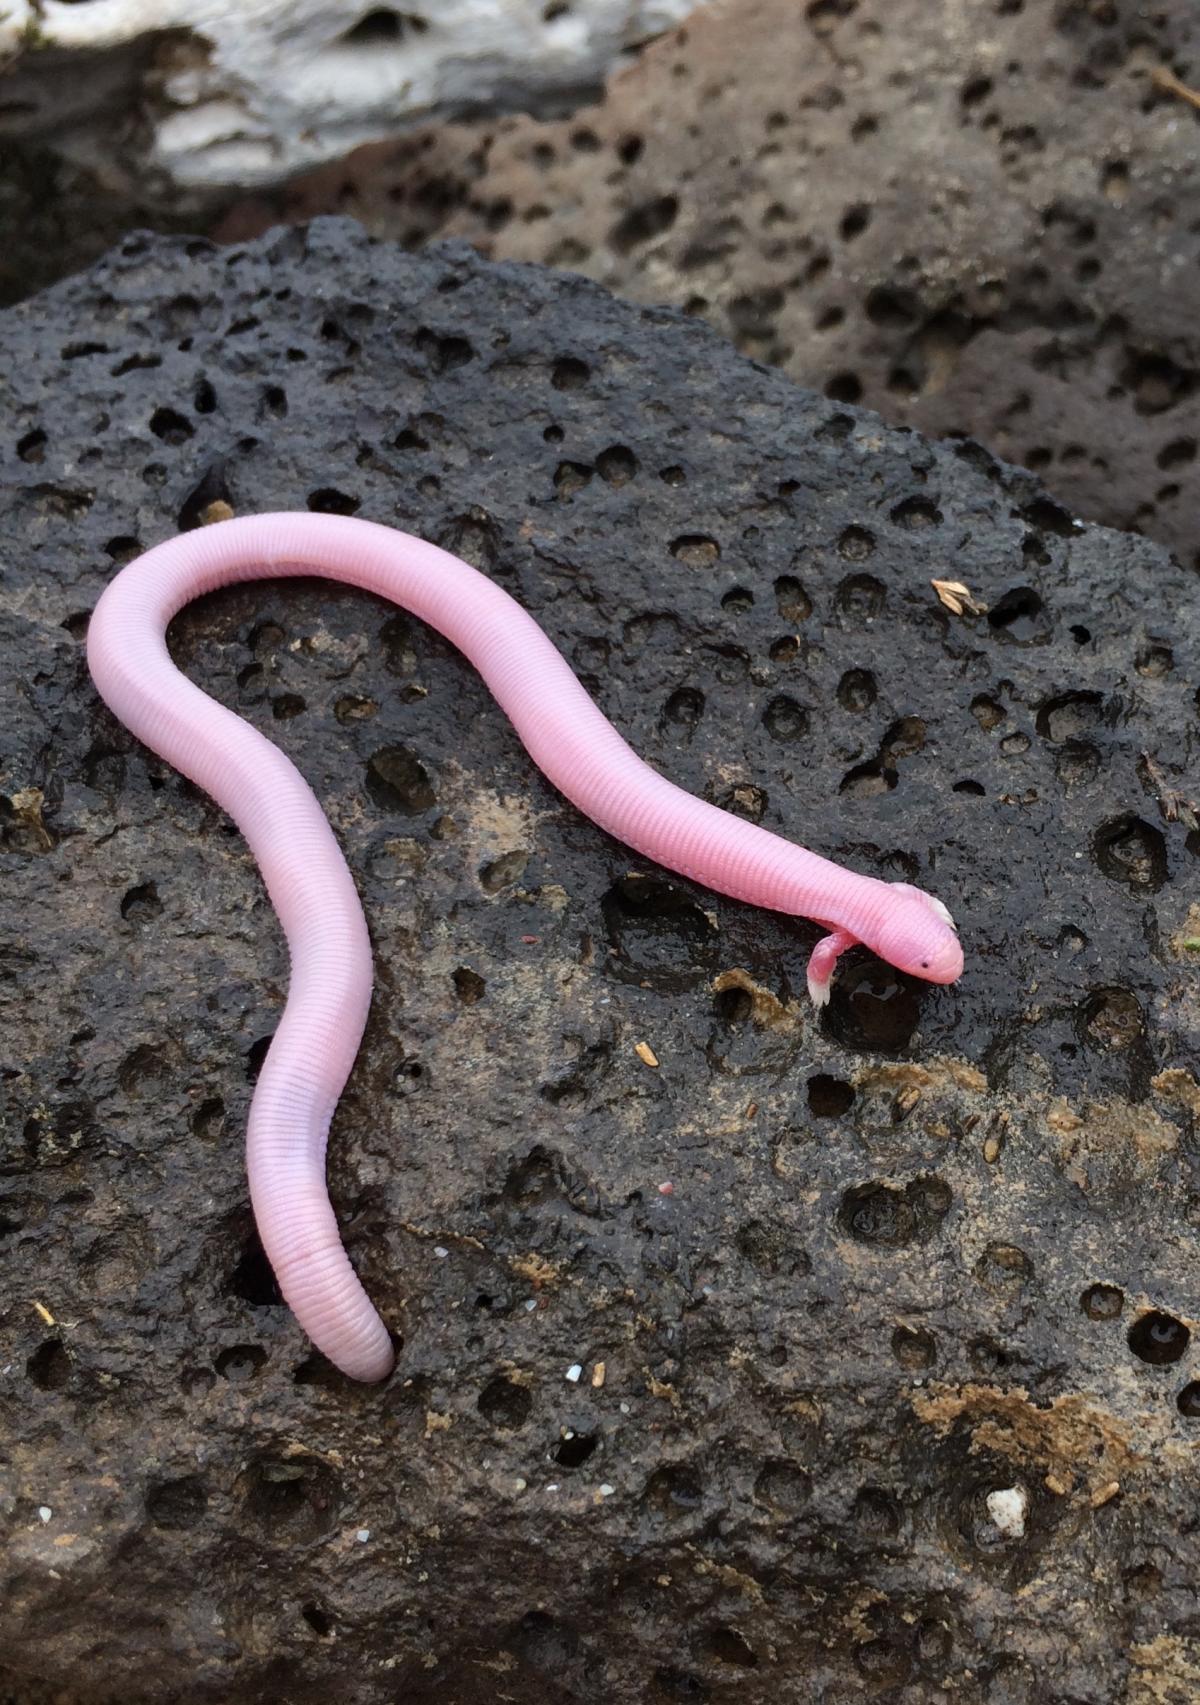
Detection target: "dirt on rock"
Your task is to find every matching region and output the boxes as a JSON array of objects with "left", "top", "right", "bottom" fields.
[{"left": 1, "top": 220, "right": 1200, "bottom": 1702}]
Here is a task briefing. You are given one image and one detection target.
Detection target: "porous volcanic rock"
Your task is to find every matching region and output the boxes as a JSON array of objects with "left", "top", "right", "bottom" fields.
[
  {"left": 218, "top": 0, "right": 1200, "bottom": 572},
  {"left": 2, "top": 220, "right": 1199, "bottom": 1704}
]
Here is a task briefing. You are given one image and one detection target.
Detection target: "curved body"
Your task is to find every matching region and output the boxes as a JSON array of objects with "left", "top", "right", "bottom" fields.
[{"left": 87, "top": 513, "right": 962, "bottom": 1381}]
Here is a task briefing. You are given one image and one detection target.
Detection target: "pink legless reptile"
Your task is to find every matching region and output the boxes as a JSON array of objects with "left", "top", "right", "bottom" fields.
[{"left": 87, "top": 512, "right": 963, "bottom": 1382}]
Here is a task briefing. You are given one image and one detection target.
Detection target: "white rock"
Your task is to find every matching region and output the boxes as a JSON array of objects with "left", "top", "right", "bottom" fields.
[
  {"left": 985, "top": 1485, "right": 1028, "bottom": 1540},
  {"left": 0, "top": 0, "right": 698, "bottom": 203}
]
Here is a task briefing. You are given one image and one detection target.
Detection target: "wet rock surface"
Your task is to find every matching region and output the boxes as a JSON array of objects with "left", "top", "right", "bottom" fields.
[
  {"left": 220, "top": 0, "right": 1200, "bottom": 572},
  {"left": 2, "top": 220, "right": 1200, "bottom": 1703}
]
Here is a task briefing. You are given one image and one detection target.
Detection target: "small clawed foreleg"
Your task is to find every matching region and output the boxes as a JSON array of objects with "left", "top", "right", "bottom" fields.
[{"left": 806, "top": 928, "right": 858, "bottom": 1007}]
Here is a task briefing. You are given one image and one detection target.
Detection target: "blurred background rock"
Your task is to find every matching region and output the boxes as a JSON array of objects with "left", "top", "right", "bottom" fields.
[
  {"left": 0, "top": 0, "right": 692, "bottom": 293},
  {"left": 3, "top": 0, "right": 1200, "bottom": 566}
]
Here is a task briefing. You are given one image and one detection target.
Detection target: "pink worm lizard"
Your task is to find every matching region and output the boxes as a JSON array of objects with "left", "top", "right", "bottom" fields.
[{"left": 86, "top": 513, "right": 963, "bottom": 1382}]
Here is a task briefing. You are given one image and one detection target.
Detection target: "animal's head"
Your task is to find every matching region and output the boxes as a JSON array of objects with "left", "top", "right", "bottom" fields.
[{"left": 868, "top": 882, "right": 963, "bottom": 986}]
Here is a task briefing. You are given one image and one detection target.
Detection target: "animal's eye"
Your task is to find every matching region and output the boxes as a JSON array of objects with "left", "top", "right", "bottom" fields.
[{"left": 920, "top": 960, "right": 930, "bottom": 968}]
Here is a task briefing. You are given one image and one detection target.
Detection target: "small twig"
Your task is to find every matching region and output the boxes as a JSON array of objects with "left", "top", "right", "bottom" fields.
[
  {"left": 1141, "top": 752, "right": 1199, "bottom": 831},
  {"left": 1152, "top": 66, "right": 1200, "bottom": 113}
]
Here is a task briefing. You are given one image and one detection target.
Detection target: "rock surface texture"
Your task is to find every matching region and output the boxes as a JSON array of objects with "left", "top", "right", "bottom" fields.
[
  {"left": 219, "top": 0, "right": 1200, "bottom": 573},
  {"left": 3, "top": 221, "right": 1200, "bottom": 1703},
  {"left": 0, "top": 0, "right": 692, "bottom": 197}
]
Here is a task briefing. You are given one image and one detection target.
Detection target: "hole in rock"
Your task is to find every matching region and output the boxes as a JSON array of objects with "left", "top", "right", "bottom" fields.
[
  {"left": 26, "top": 1339, "right": 70, "bottom": 1390},
  {"left": 807, "top": 1074, "right": 854, "bottom": 1116},
  {"left": 341, "top": 8, "right": 428, "bottom": 45},
  {"left": 892, "top": 1324, "right": 936, "bottom": 1369},
  {"left": 705, "top": 1628, "right": 758, "bottom": 1668},
  {"left": 240, "top": 1458, "right": 340, "bottom": 1541},
  {"left": 1081, "top": 1283, "right": 1123, "bottom": 1321},
  {"left": 553, "top": 1432, "right": 598, "bottom": 1468},
  {"left": 1093, "top": 815, "right": 1167, "bottom": 891},
  {"left": 826, "top": 961, "right": 924, "bottom": 1053},
  {"left": 366, "top": 745, "right": 436, "bottom": 813},
  {"left": 839, "top": 1177, "right": 952, "bottom": 1247},
  {"left": 1128, "top": 1311, "right": 1189, "bottom": 1365},
  {"left": 215, "top": 1344, "right": 268, "bottom": 1382},
  {"left": 1177, "top": 1383, "right": 1200, "bottom": 1418},
  {"left": 302, "top": 1603, "right": 334, "bottom": 1636},
  {"left": 146, "top": 1475, "right": 209, "bottom": 1530},
  {"left": 987, "top": 586, "right": 1045, "bottom": 641},
  {"left": 753, "top": 1460, "right": 811, "bottom": 1513},
  {"left": 478, "top": 1375, "right": 532, "bottom": 1429},
  {"left": 228, "top": 1232, "right": 284, "bottom": 1306}
]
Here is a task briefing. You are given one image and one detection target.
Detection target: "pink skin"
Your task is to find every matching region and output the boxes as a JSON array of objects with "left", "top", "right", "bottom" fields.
[{"left": 86, "top": 513, "right": 963, "bottom": 1382}]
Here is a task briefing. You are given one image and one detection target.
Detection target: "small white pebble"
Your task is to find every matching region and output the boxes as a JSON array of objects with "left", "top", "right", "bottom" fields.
[
  {"left": 598, "top": 1483, "right": 615, "bottom": 1497},
  {"left": 524, "top": 1299, "right": 538, "bottom": 1312},
  {"left": 565, "top": 1363, "right": 583, "bottom": 1383},
  {"left": 986, "top": 1486, "right": 1028, "bottom": 1539},
  {"left": 37, "top": 1506, "right": 51, "bottom": 1524},
  {"left": 619, "top": 1401, "right": 631, "bottom": 1414},
  {"left": 356, "top": 1528, "right": 371, "bottom": 1543},
  {"left": 514, "top": 1477, "right": 527, "bottom": 1492},
  {"left": 546, "top": 1483, "right": 559, "bottom": 1493},
  {"left": 433, "top": 1246, "right": 449, "bottom": 1259}
]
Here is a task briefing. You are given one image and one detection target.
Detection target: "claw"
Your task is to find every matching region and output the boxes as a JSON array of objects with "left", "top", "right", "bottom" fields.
[{"left": 807, "top": 971, "right": 832, "bottom": 1007}]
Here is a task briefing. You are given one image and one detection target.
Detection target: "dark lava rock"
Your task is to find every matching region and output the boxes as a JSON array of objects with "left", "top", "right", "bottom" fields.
[
  {"left": 219, "top": 0, "right": 1200, "bottom": 572},
  {"left": 2, "top": 220, "right": 1200, "bottom": 1703}
]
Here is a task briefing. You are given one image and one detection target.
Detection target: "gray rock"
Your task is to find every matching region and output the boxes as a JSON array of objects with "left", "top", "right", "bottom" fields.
[{"left": 1, "top": 219, "right": 1198, "bottom": 1703}]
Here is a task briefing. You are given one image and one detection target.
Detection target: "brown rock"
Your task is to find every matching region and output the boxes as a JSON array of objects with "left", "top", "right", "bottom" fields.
[{"left": 217, "top": 0, "right": 1200, "bottom": 569}]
